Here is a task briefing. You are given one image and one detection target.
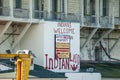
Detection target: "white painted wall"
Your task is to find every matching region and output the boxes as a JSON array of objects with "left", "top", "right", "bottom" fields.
[
  {"left": 43, "top": 21, "right": 80, "bottom": 72},
  {"left": 20, "top": 22, "right": 45, "bottom": 66},
  {"left": 20, "top": 21, "right": 80, "bottom": 73},
  {"left": 0, "top": 25, "right": 13, "bottom": 53},
  {"left": 102, "top": 78, "right": 120, "bottom": 80},
  {"left": 65, "top": 73, "right": 101, "bottom": 80}
]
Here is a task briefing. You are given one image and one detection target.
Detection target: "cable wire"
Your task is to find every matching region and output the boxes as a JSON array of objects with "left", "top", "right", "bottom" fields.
[
  {"left": 99, "top": 41, "right": 120, "bottom": 61},
  {"left": 0, "top": 27, "right": 17, "bottom": 46}
]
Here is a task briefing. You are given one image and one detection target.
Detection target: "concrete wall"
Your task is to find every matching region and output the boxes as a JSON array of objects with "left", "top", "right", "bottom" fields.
[
  {"left": 20, "top": 23, "right": 45, "bottom": 66},
  {"left": 3, "top": 0, "right": 9, "bottom": 7},
  {"left": 0, "top": 79, "right": 14, "bottom": 80},
  {"left": 0, "top": 78, "right": 66, "bottom": 80},
  {"left": 67, "top": 0, "right": 80, "bottom": 14},
  {"left": 102, "top": 78, "right": 120, "bottom": 80},
  {"left": 20, "top": 21, "right": 80, "bottom": 72},
  {"left": 114, "top": 0, "right": 119, "bottom": 17},
  {"left": 65, "top": 73, "right": 101, "bottom": 80},
  {"left": 3, "top": 0, "right": 118, "bottom": 18},
  {"left": 80, "top": 28, "right": 120, "bottom": 60},
  {"left": 28, "top": 78, "right": 66, "bottom": 80}
]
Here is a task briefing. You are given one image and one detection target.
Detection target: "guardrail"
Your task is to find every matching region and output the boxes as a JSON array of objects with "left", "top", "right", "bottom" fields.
[
  {"left": 32, "top": 11, "right": 80, "bottom": 22},
  {"left": 47, "top": 12, "right": 80, "bottom": 22},
  {"left": 0, "top": 7, "right": 10, "bottom": 16},
  {"left": 84, "top": 15, "right": 97, "bottom": 27},
  {"left": 114, "top": 17, "right": 120, "bottom": 25},
  {"left": 13, "top": 8, "right": 29, "bottom": 18},
  {"left": 100, "top": 16, "right": 113, "bottom": 28}
]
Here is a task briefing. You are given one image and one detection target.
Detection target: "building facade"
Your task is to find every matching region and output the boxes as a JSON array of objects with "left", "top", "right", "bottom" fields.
[{"left": 0, "top": 0, "right": 120, "bottom": 79}]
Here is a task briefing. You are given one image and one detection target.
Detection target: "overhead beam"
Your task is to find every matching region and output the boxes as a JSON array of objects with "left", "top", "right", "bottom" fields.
[
  {"left": 94, "top": 29, "right": 113, "bottom": 47},
  {"left": 12, "top": 23, "right": 32, "bottom": 49},
  {"left": 82, "top": 28, "right": 98, "bottom": 50},
  {"left": 0, "top": 21, "right": 12, "bottom": 39},
  {"left": 110, "top": 36, "right": 120, "bottom": 53}
]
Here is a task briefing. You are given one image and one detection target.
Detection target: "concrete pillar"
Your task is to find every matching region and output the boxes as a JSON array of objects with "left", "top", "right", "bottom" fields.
[
  {"left": 112, "top": 0, "right": 114, "bottom": 28},
  {"left": 29, "top": 0, "right": 33, "bottom": 19},
  {"left": 80, "top": 0, "right": 84, "bottom": 26},
  {"left": 64, "top": 0, "right": 68, "bottom": 17},
  {"left": 47, "top": 0, "right": 51, "bottom": 19},
  {"left": 10, "top": 0, "right": 13, "bottom": 17},
  {"left": 96, "top": 0, "right": 100, "bottom": 27}
]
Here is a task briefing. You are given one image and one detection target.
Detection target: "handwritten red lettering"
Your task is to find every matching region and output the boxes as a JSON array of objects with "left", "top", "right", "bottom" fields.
[
  {"left": 54, "top": 28, "right": 75, "bottom": 34},
  {"left": 45, "top": 54, "right": 80, "bottom": 71},
  {"left": 58, "top": 22, "right": 72, "bottom": 28}
]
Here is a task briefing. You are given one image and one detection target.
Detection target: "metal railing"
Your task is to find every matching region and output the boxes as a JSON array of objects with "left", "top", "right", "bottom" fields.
[
  {"left": 47, "top": 12, "right": 80, "bottom": 22},
  {"left": 13, "top": 8, "right": 29, "bottom": 18},
  {"left": 0, "top": 7, "right": 10, "bottom": 16},
  {"left": 99, "top": 16, "right": 113, "bottom": 28},
  {"left": 32, "top": 11, "right": 80, "bottom": 22},
  {"left": 32, "top": 10, "right": 47, "bottom": 19},
  {"left": 114, "top": 17, "right": 120, "bottom": 25},
  {"left": 84, "top": 15, "right": 97, "bottom": 27}
]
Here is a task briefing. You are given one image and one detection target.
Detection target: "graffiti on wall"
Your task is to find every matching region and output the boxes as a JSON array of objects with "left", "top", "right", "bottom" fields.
[
  {"left": 45, "top": 54, "right": 80, "bottom": 71},
  {"left": 54, "top": 22, "right": 75, "bottom": 59},
  {"left": 55, "top": 34, "right": 70, "bottom": 59},
  {"left": 54, "top": 22, "right": 75, "bottom": 35}
]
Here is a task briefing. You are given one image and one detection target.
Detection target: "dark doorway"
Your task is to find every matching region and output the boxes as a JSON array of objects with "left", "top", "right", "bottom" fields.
[
  {"left": 119, "top": 0, "right": 120, "bottom": 20},
  {"left": 34, "top": 0, "right": 40, "bottom": 18},
  {"left": 90, "top": 0, "right": 95, "bottom": 15},
  {"left": 0, "top": 0, "right": 3, "bottom": 15},
  {"left": 40, "top": 0, "right": 44, "bottom": 18},
  {"left": 52, "top": 0, "right": 57, "bottom": 19},
  {"left": 84, "top": 0, "right": 87, "bottom": 16},
  {"left": 90, "top": 0, "right": 96, "bottom": 23},
  {"left": 16, "top": 0, "right": 21, "bottom": 8},
  {"left": 95, "top": 47, "right": 102, "bottom": 61},
  {"left": 103, "top": 0, "right": 109, "bottom": 16}
]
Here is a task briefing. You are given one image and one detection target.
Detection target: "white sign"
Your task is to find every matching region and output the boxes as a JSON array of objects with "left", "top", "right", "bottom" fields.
[
  {"left": 44, "top": 21, "right": 80, "bottom": 72},
  {"left": 55, "top": 34, "right": 70, "bottom": 59}
]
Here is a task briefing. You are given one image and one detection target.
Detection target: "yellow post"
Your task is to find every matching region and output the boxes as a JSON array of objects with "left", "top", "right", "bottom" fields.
[
  {"left": 16, "top": 59, "right": 22, "bottom": 80},
  {"left": 0, "top": 54, "right": 31, "bottom": 80},
  {"left": 21, "top": 58, "right": 31, "bottom": 80},
  {"left": 16, "top": 58, "right": 31, "bottom": 80}
]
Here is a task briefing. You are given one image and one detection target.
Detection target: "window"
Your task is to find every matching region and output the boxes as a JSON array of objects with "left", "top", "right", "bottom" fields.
[
  {"left": 34, "top": 0, "right": 39, "bottom": 10},
  {"left": 0, "top": 0, "right": 2, "bottom": 7},
  {"left": 16, "top": 0, "right": 21, "bottom": 8},
  {"left": 0, "top": 0, "right": 3, "bottom": 15},
  {"left": 119, "top": 0, "right": 120, "bottom": 19},
  {"left": 84, "top": 0, "right": 87, "bottom": 15},
  {"left": 103, "top": 0, "right": 109, "bottom": 16},
  {"left": 90, "top": 0, "right": 95, "bottom": 15},
  {"left": 34, "top": 0, "right": 39, "bottom": 18},
  {"left": 61, "top": 0, "right": 64, "bottom": 13}
]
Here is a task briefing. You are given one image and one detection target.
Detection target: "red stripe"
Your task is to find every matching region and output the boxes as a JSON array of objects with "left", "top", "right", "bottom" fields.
[{"left": 56, "top": 48, "right": 69, "bottom": 49}]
